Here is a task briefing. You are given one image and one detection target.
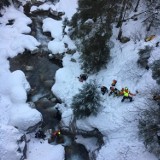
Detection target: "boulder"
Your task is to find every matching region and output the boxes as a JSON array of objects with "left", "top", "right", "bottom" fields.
[
  {"left": 25, "top": 65, "right": 34, "bottom": 71},
  {"left": 66, "top": 49, "right": 76, "bottom": 54},
  {"left": 70, "top": 58, "right": 76, "bottom": 63},
  {"left": 120, "top": 37, "right": 130, "bottom": 43}
]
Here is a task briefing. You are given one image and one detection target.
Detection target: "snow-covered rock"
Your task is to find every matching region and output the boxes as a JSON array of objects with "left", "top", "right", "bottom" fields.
[
  {"left": 48, "top": 39, "right": 66, "bottom": 54},
  {"left": 43, "top": 18, "right": 63, "bottom": 40},
  {"left": 27, "top": 139, "right": 65, "bottom": 160},
  {"left": 9, "top": 103, "right": 42, "bottom": 131},
  {"left": 0, "top": 124, "right": 26, "bottom": 160}
]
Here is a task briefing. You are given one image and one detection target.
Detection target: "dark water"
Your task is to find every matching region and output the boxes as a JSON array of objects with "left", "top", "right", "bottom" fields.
[
  {"left": 65, "top": 142, "right": 90, "bottom": 160},
  {"left": 9, "top": 52, "right": 59, "bottom": 97}
]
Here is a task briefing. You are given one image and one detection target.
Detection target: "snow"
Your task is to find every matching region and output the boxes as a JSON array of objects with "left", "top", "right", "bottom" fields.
[
  {"left": 0, "top": 6, "right": 40, "bottom": 58},
  {"left": 0, "top": 6, "right": 32, "bottom": 33},
  {"left": 42, "top": 7, "right": 77, "bottom": 55},
  {"left": 43, "top": 18, "right": 63, "bottom": 40},
  {"left": 9, "top": 103, "right": 42, "bottom": 131},
  {"left": 62, "top": 35, "right": 77, "bottom": 50},
  {"left": 55, "top": 0, "right": 78, "bottom": 20},
  {"left": 27, "top": 139, "right": 64, "bottom": 160},
  {"left": 30, "top": 6, "right": 38, "bottom": 12},
  {"left": 0, "top": 124, "right": 24, "bottom": 160},
  {"left": 48, "top": 39, "right": 66, "bottom": 54},
  {"left": 30, "top": 3, "right": 56, "bottom": 12},
  {"left": 30, "top": 0, "right": 78, "bottom": 20},
  {"left": 97, "top": 139, "right": 156, "bottom": 160},
  {"left": 52, "top": 53, "right": 82, "bottom": 104},
  {"left": 0, "top": 0, "right": 159, "bottom": 160}
]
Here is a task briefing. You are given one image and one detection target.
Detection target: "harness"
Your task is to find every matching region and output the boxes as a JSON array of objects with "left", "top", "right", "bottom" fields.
[{"left": 53, "top": 130, "right": 61, "bottom": 136}]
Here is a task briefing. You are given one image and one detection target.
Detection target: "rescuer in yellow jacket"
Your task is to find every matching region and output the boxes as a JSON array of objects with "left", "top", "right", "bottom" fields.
[{"left": 121, "top": 87, "right": 136, "bottom": 102}]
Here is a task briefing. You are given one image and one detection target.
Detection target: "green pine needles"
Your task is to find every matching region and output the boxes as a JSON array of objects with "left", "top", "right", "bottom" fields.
[
  {"left": 0, "top": 0, "right": 10, "bottom": 10},
  {"left": 80, "top": 33, "right": 110, "bottom": 74},
  {"left": 71, "top": 81, "right": 102, "bottom": 119}
]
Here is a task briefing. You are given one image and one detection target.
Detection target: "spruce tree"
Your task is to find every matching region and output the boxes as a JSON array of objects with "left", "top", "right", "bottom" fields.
[
  {"left": 80, "top": 32, "right": 110, "bottom": 74},
  {"left": 0, "top": 0, "right": 10, "bottom": 10},
  {"left": 137, "top": 45, "right": 152, "bottom": 69},
  {"left": 71, "top": 81, "right": 102, "bottom": 119},
  {"left": 69, "top": 0, "right": 113, "bottom": 74}
]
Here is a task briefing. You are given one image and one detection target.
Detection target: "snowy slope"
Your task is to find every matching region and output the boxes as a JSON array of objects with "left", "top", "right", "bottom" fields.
[{"left": 52, "top": 3, "right": 160, "bottom": 160}]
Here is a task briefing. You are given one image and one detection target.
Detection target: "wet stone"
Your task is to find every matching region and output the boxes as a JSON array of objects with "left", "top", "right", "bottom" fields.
[{"left": 25, "top": 65, "right": 34, "bottom": 71}]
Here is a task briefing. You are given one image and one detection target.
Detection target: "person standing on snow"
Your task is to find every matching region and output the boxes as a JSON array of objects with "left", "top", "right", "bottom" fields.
[
  {"left": 121, "top": 87, "right": 136, "bottom": 102},
  {"left": 111, "top": 80, "right": 117, "bottom": 87},
  {"left": 109, "top": 80, "right": 119, "bottom": 96}
]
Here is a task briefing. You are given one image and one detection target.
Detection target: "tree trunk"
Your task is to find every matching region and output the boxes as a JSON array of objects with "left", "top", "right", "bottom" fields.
[
  {"left": 146, "top": 19, "right": 154, "bottom": 31},
  {"left": 116, "top": 0, "right": 127, "bottom": 28},
  {"left": 134, "top": 0, "right": 141, "bottom": 12},
  {"left": 117, "top": 28, "right": 122, "bottom": 40}
]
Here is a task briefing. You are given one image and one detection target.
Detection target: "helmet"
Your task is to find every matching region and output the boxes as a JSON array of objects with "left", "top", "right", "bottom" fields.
[
  {"left": 110, "top": 87, "right": 114, "bottom": 90},
  {"left": 125, "top": 87, "right": 128, "bottom": 90},
  {"left": 112, "top": 80, "right": 117, "bottom": 86},
  {"left": 112, "top": 80, "right": 117, "bottom": 83}
]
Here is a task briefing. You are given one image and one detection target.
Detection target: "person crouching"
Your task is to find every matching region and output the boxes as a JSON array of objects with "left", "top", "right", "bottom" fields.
[
  {"left": 121, "top": 87, "right": 135, "bottom": 102},
  {"left": 101, "top": 86, "right": 108, "bottom": 95}
]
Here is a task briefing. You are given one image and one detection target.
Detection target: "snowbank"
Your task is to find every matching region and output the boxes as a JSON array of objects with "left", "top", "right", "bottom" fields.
[
  {"left": 48, "top": 39, "right": 66, "bottom": 54},
  {"left": 55, "top": 0, "right": 78, "bottom": 20},
  {"left": 43, "top": 18, "right": 63, "bottom": 40},
  {"left": 9, "top": 103, "right": 42, "bottom": 131},
  {"left": 0, "top": 6, "right": 40, "bottom": 58},
  {"left": 27, "top": 139, "right": 64, "bottom": 160},
  {"left": 52, "top": 53, "right": 82, "bottom": 104},
  {"left": 0, "top": 124, "right": 25, "bottom": 160}
]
